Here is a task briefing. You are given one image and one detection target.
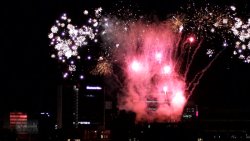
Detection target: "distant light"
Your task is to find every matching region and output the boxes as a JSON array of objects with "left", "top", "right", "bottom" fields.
[
  {"left": 73, "top": 85, "right": 79, "bottom": 91},
  {"left": 242, "top": 44, "right": 246, "bottom": 50},
  {"left": 222, "top": 19, "right": 228, "bottom": 24},
  {"left": 131, "top": 60, "right": 142, "bottom": 72},
  {"left": 196, "top": 111, "right": 199, "bottom": 117},
  {"left": 188, "top": 36, "right": 195, "bottom": 43},
  {"left": 197, "top": 138, "right": 203, "bottom": 141},
  {"left": 83, "top": 10, "right": 89, "bottom": 15},
  {"left": 72, "top": 46, "right": 77, "bottom": 50},
  {"left": 51, "top": 54, "right": 56, "bottom": 58},
  {"left": 80, "top": 75, "right": 84, "bottom": 80},
  {"left": 172, "top": 91, "right": 185, "bottom": 106},
  {"left": 163, "top": 86, "right": 168, "bottom": 94},
  {"left": 148, "top": 124, "right": 151, "bottom": 129},
  {"left": 99, "top": 56, "right": 104, "bottom": 61},
  {"left": 179, "top": 25, "right": 183, "bottom": 32},
  {"left": 63, "top": 72, "right": 68, "bottom": 78},
  {"left": 78, "top": 121, "right": 91, "bottom": 125},
  {"left": 210, "top": 28, "right": 215, "bottom": 33},
  {"left": 163, "top": 65, "right": 171, "bottom": 74},
  {"left": 87, "top": 56, "right": 91, "bottom": 60},
  {"left": 86, "top": 94, "right": 95, "bottom": 98},
  {"left": 230, "top": 6, "right": 236, "bottom": 11},
  {"left": 223, "top": 41, "right": 228, "bottom": 47},
  {"left": 86, "top": 86, "right": 102, "bottom": 90},
  {"left": 155, "top": 52, "right": 162, "bottom": 61},
  {"left": 40, "top": 112, "right": 50, "bottom": 117}
]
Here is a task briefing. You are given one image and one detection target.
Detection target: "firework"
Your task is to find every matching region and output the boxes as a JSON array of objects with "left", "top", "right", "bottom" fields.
[
  {"left": 48, "top": 8, "right": 105, "bottom": 78},
  {"left": 103, "top": 20, "right": 201, "bottom": 122},
  {"left": 171, "top": 15, "right": 185, "bottom": 32},
  {"left": 231, "top": 18, "right": 250, "bottom": 63},
  {"left": 49, "top": 1, "right": 250, "bottom": 123},
  {"left": 181, "top": 3, "right": 236, "bottom": 40},
  {"left": 99, "top": 3, "right": 250, "bottom": 122},
  {"left": 91, "top": 57, "right": 113, "bottom": 76},
  {"left": 179, "top": 2, "right": 250, "bottom": 63}
]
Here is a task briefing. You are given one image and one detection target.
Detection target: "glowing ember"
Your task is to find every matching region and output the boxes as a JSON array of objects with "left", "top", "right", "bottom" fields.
[
  {"left": 131, "top": 60, "right": 142, "bottom": 72},
  {"left": 188, "top": 36, "right": 195, "bottom": 43},
  {"left": 163, "top": 65, "right": 171, "bottom": 74}
]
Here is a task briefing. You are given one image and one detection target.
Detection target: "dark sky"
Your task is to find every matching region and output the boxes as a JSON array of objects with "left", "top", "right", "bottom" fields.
[{"left": 2, "top": 0, "right": 250, "bottom": 117}]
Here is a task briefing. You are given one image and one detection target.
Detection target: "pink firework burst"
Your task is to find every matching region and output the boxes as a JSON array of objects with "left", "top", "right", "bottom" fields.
[
  {"left": 105, "top": 21, "right": 191, "bottom": 122},
  {"left": 102, "top": 17, "right": 224, "bottom": 122}
]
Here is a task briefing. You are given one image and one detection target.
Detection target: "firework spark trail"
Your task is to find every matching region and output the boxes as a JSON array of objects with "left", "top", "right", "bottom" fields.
[
  {"left": 172, "top": 36, "right": 189, "bottom": 75},
  {"left": 172, "top": 35, "right": 193, "bottom": 76},
  {"left": 172, "top": 33, "right": 183, "bottom": 60},
  {"left": 184, "top": 44, "right": 194, "bottom": 76},
  {"left": 187, "top": 47, "right": 226, "bottom": 99},
  {"left": 184, "top": 38, "right": 204, "bottom": 80}
]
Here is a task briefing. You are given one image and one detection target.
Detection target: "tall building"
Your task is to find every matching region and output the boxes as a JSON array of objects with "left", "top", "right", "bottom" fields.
[
  {"left": 78, "top": 85, "right": 104, "bottom": 128},
  {"left": 57, "top": 77, "right": 114, "bottom": 140}
]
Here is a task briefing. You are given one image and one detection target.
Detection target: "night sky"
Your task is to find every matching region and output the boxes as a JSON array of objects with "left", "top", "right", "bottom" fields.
[{"left": 2, "top": 0, "right": 250, "bottom": 118}]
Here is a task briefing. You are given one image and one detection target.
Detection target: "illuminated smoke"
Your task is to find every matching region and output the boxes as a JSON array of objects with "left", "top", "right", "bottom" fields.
[{"left": 103, "top": 21, "right": 188, "bottom": 122}]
